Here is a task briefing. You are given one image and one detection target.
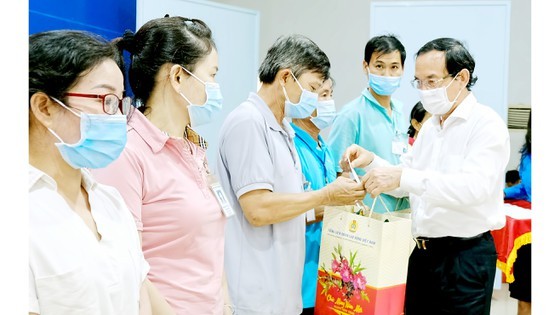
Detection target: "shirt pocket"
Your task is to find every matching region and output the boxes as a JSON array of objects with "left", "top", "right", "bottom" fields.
[{"left": 35, "top": 268, "right": 99, "bottom": 315}]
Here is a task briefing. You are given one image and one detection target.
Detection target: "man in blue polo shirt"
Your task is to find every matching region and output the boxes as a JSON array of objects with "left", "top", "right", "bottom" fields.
[
  {"left": 291, "top": 77, "right": 337, "bottom": 315},
  {"left": 327, "top": 34, "right": 409, "bottom": 213}
]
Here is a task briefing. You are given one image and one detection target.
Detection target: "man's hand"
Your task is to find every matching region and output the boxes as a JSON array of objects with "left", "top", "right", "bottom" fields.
[
  {"left": 321, "top": 176, "right": 366, "bottom": 205},
  {"left": 340, "top": 144, "right": 375, "bottom": 171},
  {"left": 362, "top": 167, "right": 402, "bottom": 197}
]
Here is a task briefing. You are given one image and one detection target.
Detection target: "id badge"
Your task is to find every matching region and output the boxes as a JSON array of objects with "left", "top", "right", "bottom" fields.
[
  {"left": 207, "top": 173, "right": 235, "bottom": 218},
  {"left": 392, "top": 141, "right": 407, "bottom": 155},
  {"left": 392, "top": 132, "right": 408, "bottom": 155},
  {"left": 303, "top": 180, "right": 316, "bottom": 222}
]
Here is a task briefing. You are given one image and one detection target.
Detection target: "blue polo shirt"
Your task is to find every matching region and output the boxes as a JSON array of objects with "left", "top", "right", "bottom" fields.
[
  {"left": 327, "top": 87, "right": 409, "bottom": 212},
  {"left": 292, "top": 123, "right": 337, "bottom": 309}
]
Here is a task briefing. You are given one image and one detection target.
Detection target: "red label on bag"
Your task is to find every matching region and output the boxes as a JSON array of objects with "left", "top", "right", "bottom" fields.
[{"left": 315, "top": 270, "right": 406, "bottom": 315}]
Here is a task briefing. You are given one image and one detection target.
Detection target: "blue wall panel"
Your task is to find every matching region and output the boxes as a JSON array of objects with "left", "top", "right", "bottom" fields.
[{"left": 29, "top": 0, "right": 136, "bottom": 40}]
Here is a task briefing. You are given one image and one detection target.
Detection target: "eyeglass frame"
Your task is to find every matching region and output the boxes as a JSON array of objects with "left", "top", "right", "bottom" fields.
[
  {"left": 410, "top": 74, "right": 454, "bottom": 90},
  {"left": 63, "top": 92, "right": 132, "bottom": 115}
]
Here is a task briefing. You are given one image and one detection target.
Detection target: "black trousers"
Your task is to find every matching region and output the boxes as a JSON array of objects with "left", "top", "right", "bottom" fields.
[
  {"left": 300, "top": 307, "right": 314, "bottom": 315},
  {"left": 405, "top": 231, "right": 497, "bottom": 315}
]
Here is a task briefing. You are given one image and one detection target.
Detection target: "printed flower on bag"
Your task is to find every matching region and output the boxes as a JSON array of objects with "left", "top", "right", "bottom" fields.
[{"left": 319, "top": 244, "right": 369, "bottom": 302}]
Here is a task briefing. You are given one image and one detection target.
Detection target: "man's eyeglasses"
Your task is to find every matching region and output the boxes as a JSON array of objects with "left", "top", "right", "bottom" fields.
[
  {"left": 64, "top": 93, "right": 132, "bottom": 115},
  {"left": 410, "top": 74, "right": 453, "bottom": 90}
]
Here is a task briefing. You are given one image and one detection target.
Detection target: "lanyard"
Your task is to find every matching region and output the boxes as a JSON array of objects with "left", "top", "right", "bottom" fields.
[{"left": 294, "top": 132, "right": 330, "bottom": 186}]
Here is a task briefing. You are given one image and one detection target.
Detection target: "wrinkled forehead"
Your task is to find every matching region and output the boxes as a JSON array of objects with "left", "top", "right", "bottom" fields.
[{"left": 415, "top": 50, "right": 447, "bottom": 78}]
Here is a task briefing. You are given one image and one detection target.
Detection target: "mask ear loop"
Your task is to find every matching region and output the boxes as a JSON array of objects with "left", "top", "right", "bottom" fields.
[
  {"left": 284, "top": 70, "right": 307, "bottom": 107},
  {"left": 290, "top": 71, "right": 305, "bottom": 91},
  {"left": 179, "top": 65, "right": 206, "bottom": 85},
  {"left": 447, "top": 72, "right": 465, "bottom": 105},
  {"left": 47, "top": 127, "right": 66, "bottom": 144},
  {"left": 50, "top": 97, "right": 81, "bottom": 118},
  {"left": 179, "top": 65, "right": 210, "bottom": 106},
  {"left": 47, "top": 97, "right": 82, "bottom": 146}
]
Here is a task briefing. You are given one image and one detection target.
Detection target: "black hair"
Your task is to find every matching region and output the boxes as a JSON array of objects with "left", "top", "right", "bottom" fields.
[
  {"left": 116, "top": 15, "right": 215, "bottom": 112},
  {"left": 258, "top": 34, "right": 330, "bottom": 84},
  {"left": 505, "top": 170, "right": 521, "bottom": 184},
  {"left": 408, "top": 101, "right": 428, "bottom": 138},
  {"left": 364, "top": 34, "right": 406, "bottom": 66},
  {"left": 29, "top": 30, "right": 123, "bottom": 103},
  {"left": 416, "top": 38, "right": 478, "bottom": 90}
]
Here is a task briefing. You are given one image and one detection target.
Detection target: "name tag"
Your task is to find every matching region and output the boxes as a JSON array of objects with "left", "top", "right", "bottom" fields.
[
  {"left": 303, "top": 179, "right": 315, "bottom": 222},
  {"left": 305, "top": 209, "right": 316, "bottom": 222},
  {"left": 392, "top": 140, "right": 408, "bottom": 155},
  {"left": 207, "top": 174, "right": 235, "bottom": 218}
]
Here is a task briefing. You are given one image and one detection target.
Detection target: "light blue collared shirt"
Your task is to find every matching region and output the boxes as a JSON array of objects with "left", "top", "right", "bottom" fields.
[{"left": 327, "top": 87, "right": 409, "bottom": 212}]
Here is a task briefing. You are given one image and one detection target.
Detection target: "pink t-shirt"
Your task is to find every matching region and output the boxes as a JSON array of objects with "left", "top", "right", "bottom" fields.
[{"left": 92, "top": 110, "right": 226, "bottom": 314}]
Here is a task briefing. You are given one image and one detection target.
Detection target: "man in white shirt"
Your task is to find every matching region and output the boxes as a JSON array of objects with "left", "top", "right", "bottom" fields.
[{"left": 342, "top": 37, "right": 510, "bottom": 315}]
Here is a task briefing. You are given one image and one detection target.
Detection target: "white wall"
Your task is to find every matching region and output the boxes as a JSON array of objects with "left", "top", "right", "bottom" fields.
[
  {"left": 213, "top": 0, "right": 530, "bottom": 104},
  {"left": 370, "top": 1, "right": 511, "bottom": 123}
]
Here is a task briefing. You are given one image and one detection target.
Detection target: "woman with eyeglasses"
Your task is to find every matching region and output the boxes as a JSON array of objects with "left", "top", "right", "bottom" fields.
[
  {"left": 29, "top": 29, "right": 156, "bottom": 315},
  {"left": 91, "top": 16, "right": 231, "bottom": 315}
]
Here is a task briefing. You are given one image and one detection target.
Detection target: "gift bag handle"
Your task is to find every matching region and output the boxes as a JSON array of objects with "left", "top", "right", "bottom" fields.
[{"left": 368, "top": 195, "right": 393, "bottom": 219}]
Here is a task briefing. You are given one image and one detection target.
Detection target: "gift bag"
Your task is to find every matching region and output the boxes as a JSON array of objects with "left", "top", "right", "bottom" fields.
[{"left": 315, "top": 205, "right": 413, "bottom": 315}]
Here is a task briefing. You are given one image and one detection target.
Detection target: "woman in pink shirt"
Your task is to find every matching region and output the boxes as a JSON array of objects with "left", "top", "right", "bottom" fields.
[{"left": 92, "top": 15, "right": 230, "bottom": 315}]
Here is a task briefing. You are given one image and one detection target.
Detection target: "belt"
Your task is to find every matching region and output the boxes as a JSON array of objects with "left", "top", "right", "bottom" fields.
[{"left": 413, "top": 231, "right": 489, "bottom": 250}]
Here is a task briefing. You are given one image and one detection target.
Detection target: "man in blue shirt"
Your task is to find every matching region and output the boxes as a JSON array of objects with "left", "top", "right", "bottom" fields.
[
  {"left": 291, "top": 77, "right": 337, "bottom": 315},
  {"left": 328, "top": 35, "right": 409, "bottom": 213}
]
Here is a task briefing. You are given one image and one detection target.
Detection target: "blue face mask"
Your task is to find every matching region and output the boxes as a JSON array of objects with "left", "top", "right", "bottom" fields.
[
  {"left": 368, "top": 72, "right": 401, "bottom": 96},
  {"left": 283, "top": 71, "right": 319, "bottom": 118},
  {"left": 49, "top": 98, "right": 127, "bottom": 169},
  {"left": 179, "top": 66, "right": 223, "bottom": 127},
  {"left": 311, "top": 99, "right": 337, "bottom": 130}
]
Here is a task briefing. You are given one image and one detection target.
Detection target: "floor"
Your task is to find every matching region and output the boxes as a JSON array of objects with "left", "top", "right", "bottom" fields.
[{"left": 491, "top": 282, "right": 519, "bottom": 315}]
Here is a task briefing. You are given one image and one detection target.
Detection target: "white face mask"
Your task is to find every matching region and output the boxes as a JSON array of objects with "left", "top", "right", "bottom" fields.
[
  {"left": 418, "top": 73, "right": 463, "bottom": 115},
  {"left": 311, "top": 99, "right": 336, "bottom": 129},
  {"left": 179, "top": 66, "right": 223, "bottom": 127},
  {"left": 283, "top": 71, "right": 319, "bottom": 118}
]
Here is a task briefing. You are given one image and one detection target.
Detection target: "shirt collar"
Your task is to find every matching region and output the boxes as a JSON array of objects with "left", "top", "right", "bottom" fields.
[
  {"left": 248, "top": 92, "right": 295, "bottom": 138},
  {"left": 361, "top": 87, "right": 402, "bottom": 115},
  {"left": 80, "top": 169, "right": 97, "bottom": 191},
  {"left": 127, "top": 108, "right": 170, "bottom": 154},
  {"left": 426, "top": 92, "right": 477, "bottom": 128},
  {"left": 29, "top": 165, "right": 96, "bottom": 191},
  {"left": 28, "top": 164, "right": 49, "bottom": 190},
  {"left": 445, "top": 91, "right": 477, "bottom": 122},
  {"left": 291, "top": 123, "right": 325, "bottom": 149}
]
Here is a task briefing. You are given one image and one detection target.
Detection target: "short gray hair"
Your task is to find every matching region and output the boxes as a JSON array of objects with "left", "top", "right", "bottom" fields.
[{"left": 258, "top": 34, "right": 330, "bottom": 84}]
